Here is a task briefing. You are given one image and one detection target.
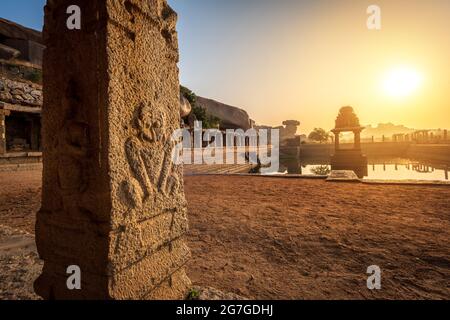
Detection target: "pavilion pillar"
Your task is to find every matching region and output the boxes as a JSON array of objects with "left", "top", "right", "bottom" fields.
[
  {"left": 34, "top": 0, "right": 191, "bottom": 300},
  {"left": 354, "top": 130, "right": 361, "bottom": 150},
  {"left": 334, "top": 132, "right": 340, "bottom": 150}
]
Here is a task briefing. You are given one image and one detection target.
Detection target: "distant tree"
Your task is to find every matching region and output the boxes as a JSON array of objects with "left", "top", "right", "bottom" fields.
[{"left": 308, "top": 128, "right": 331, "bottom": 143}]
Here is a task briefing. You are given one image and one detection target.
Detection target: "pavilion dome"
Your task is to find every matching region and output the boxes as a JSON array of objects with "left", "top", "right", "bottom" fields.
[{"left": 334, "top": 106, "right": 361, "bottom": 129}]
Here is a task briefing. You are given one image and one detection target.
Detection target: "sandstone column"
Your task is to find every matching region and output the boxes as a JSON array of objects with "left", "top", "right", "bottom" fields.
[{"left": 35, "top": 0, "right": 191, "bottom": 300}]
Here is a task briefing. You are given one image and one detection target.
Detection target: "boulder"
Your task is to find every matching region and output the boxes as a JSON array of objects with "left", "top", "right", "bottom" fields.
[
  {"left": 180, "top": 95, "right": 192, "bottom": 118},
  {"left": 196, "top": 96, "right": 252, "bottom": 130},
  {"left": 0, "top": 43, "right": 20, "bottom": 60},
  {"left": 0, "top": 18, "right": 42, "bottom": 44}
]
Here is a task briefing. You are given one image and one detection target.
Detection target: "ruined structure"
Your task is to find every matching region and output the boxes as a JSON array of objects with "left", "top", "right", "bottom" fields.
[
  {"left": 279, "top": 120, "right": 300, "bottom": 144},
  {"left": 0, "top": 77, "right": 42, "bottom": 153},
  {"left": 0, "top": 19, "right": 43, "bottom": 162},
  {"left": 34, "top": 0, "right": 191, "bottom": 299},
  {"left": 330, "top": 107, "right": 368, "bottom": 178},
  {"left": 0, "top": 18, "right": 44, "bottom": 65}
]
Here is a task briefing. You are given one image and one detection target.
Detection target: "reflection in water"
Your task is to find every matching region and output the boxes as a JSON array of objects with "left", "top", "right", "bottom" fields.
[
  {"left": 330, "top": 162, "right": 368, "bottom": 178},
  {"left": 276, "top": 157, "right": 450, "bottom": 181}
]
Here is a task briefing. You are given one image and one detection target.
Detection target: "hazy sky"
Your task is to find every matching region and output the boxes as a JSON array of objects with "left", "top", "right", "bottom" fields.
[{"left": 1, "top": 0, "right": 449, "bottom": 133}]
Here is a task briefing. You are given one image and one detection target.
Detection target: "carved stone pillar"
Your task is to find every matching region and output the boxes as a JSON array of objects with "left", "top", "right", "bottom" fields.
[{"left": 35, "top": 0, "right": 191, "bottom": 300}]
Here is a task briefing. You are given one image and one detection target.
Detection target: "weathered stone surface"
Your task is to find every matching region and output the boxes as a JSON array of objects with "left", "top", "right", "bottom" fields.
[
  {"left": 0, "top": 111, "right": 5, "bottom": 155},
  {"left": 0, "top": 43, "right": 21, "bottom": 60},
  {"left": 35, "top": 0, "right": 191, "bottom": 300},
  {"left": 145, "top": 268, "right": 192, "bottom": 300},
  {"left": 0, "top": 77, "right": 43, "bottom": 107}
]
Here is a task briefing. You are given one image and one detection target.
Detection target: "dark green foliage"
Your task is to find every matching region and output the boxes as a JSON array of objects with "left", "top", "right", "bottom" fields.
[
  {"left": 180, "top": 85, "right": 221, "bottom": 129},
  {"left": 180, "top": 85, "right": 197, "bottom": 105},
  {"left": 187, "top": 288, "right": 200, "bottom": 300},
  {"left": 24, "top": 69, "right": 42, "bottom": 84}
]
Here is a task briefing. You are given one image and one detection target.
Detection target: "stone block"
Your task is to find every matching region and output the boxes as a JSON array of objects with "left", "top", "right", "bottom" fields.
[{"left": 35, "top": 0, "right": 191, "bottom": 300}]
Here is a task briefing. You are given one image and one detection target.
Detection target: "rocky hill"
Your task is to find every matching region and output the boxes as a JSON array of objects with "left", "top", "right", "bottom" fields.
[{"left": 196, "top": 96, "right": 253, "bottom": 130}]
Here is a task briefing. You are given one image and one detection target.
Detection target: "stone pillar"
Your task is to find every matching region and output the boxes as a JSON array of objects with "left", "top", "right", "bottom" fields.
[
  {"left": 35, "top": 0, "right": 191, "bottom": 300},
  {"left": 354, "top": 131, "right": 361, "bottom": 150},
  {"left": 334, "top": 132, "right": 340, "bottom": 150},
  {"left": 0, "top": 110, "right": 5, "bottom": 155}
]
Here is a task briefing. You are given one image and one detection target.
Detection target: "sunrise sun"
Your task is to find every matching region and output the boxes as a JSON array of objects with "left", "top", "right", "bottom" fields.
[{"left": 382, "top": 67, "right": 423, "bottom": 98}]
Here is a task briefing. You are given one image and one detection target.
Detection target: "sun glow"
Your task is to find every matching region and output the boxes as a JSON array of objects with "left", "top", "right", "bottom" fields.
[{"left": 382, "top": 67, "right": 423, "bottom": 98}]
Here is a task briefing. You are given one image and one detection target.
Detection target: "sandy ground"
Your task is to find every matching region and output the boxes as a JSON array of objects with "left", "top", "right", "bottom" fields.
[{"left": 0, "top": 170, "right": 449, "bottom": 299}]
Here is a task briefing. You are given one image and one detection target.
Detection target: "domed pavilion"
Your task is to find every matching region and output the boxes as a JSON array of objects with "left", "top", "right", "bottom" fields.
[{"left": 330, "top": 106, "right": 368, "bottom": 177}]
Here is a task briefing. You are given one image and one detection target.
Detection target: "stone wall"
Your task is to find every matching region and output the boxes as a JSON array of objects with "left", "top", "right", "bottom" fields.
[
  {"left": 0, "top": 77, "right": 43, "bottom": 107},
  {"left": 35, "top": 0, "right": 191, "bottom": 300},
  {"left": 0, "top": 110, "right": 5, "bottom": 154},
  {"left": 300, "top": 142, "right": 410, "bottom": 159},
  {"left": 407, "top": 144, "right": 450, "bottom": 164},
  {"left": 0, "top": 60, "right": 42, "bottom": 84}
]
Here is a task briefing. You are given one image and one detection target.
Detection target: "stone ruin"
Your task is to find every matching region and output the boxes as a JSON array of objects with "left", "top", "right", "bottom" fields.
[
  {"left": 271, "top": 120, "right": 300, "bottom": 145},
  {"left": 334, "top": 106, "right": 361, "bottom": 129},
  {"left": 280, "top": 120, "right": 300, "bottom": 142},
  {"left": 0, "top": 17, "right": 44, "bottom": 65},
  {"left": 330, "top": 106, "right": 367, "bottom": 178},
  {"left": 34, "top": 0, "right": 191, "bottom": 299},
  {"left": 0, "top": 18, "right": 43, "bottom": 159}
]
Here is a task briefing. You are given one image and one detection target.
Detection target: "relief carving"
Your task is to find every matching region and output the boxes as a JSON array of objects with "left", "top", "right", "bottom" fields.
[
  {"left": 114, "top": 102, "right": 184, "bottom": 263},
  {"left": 56, "top": 80, "right": 90, "bottom": 214},
  {"left": 121, "top": 103, "right": 181, "bottom": 209}
]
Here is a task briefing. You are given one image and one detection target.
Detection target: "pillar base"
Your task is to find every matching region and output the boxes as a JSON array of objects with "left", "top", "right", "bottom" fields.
[{"left": 331, "top": 151, "right": 368, "bottom": 178}]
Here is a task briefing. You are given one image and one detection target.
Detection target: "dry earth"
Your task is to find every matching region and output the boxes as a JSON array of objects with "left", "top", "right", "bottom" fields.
[{"left": 0, "top": 170, "right": 449, "bottom": 299}]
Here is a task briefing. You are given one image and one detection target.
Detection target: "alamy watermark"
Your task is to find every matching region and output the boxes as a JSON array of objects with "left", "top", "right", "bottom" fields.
[
  {"left": 367, "top": 5, "right": 382, "bottom": 30},
  {"left": 66, "top": 265, "right": 81, "bottom": 290},
  {"left": 170, "top": 121, "right": 280, "bottom": 174},
  {"left": 367, "top": 265, "right": 382, "bottom": 290}
]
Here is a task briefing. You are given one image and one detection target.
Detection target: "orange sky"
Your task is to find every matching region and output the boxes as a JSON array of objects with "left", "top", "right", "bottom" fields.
[{"left": 174, "top": 0, "right": 450, "bottom": 133}]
